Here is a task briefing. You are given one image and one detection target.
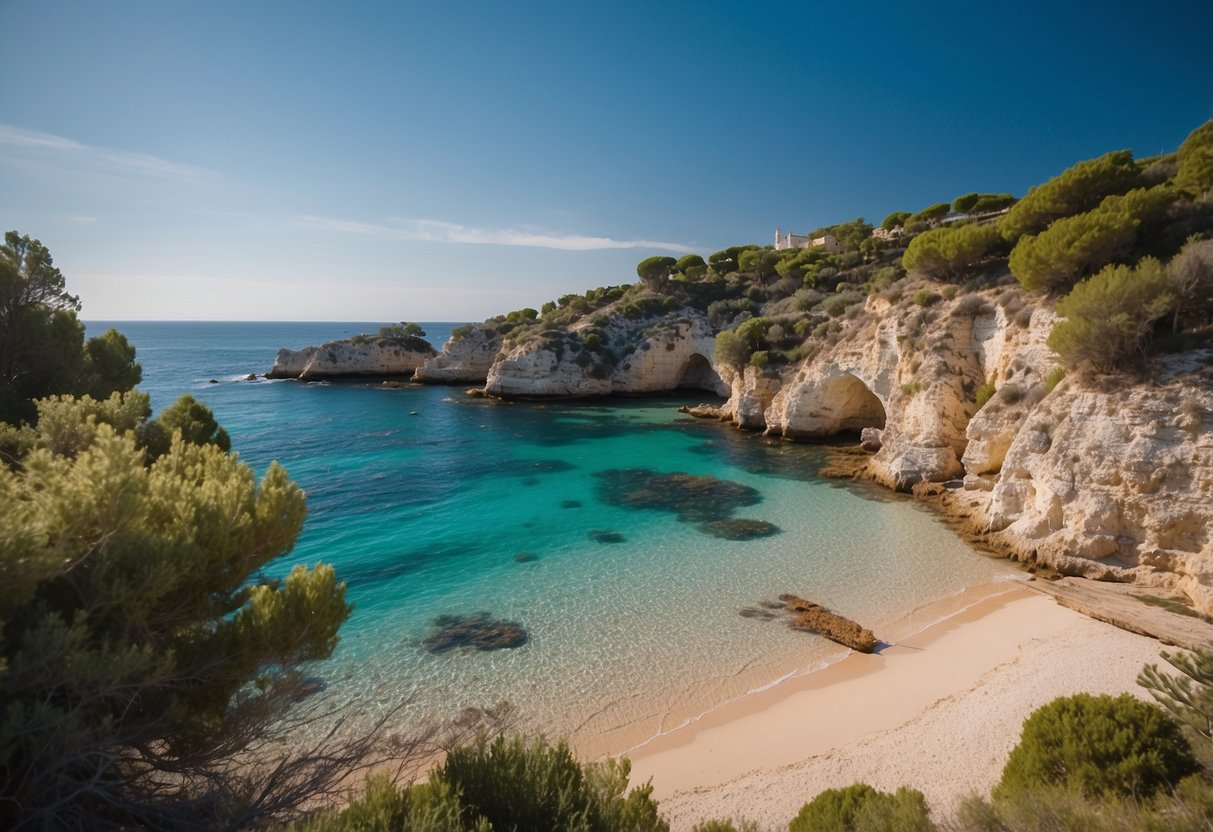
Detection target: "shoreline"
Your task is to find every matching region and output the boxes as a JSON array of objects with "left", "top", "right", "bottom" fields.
[
  {"left": 567, "top": 578, "right": 1026, "bottom": 762},
  {"left": 624, "top": 586, "right": 1167, "bottom": 831}
]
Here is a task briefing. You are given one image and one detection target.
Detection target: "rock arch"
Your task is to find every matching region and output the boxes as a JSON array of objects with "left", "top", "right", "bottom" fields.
[
  {"left": 676, "top": 353, "right": 729, "bottom": 396},
  {"left": 779, "top": 372, "right": 887, "bottom": 439}
]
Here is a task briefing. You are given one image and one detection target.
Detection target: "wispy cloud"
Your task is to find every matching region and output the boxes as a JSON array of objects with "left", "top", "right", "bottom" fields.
[
  {"left": 0, "top": 123, "right": 214, "bottom": 181},
  {"left": 299, "top": 215, "right": 690, "bottom": 253}
]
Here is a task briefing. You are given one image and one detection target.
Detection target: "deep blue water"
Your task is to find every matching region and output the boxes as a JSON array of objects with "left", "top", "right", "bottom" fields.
[{"left": 84, "top": 321, "right": 1018, "bottom": 752}]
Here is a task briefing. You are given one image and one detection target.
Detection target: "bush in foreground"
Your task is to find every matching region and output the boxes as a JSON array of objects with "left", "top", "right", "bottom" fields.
[
  {"left": 959, "top": 776, "right": 1213, "bottom": 832},
  {"left": 994, "top": 693, "right": 1198, "bottom": 801},
  {"left": 303, "top": 735, "right": 667, "bottom": 832},
  {"left": 1, "top": 392, "right": 353, "bottom": 830},
  {"left": 788, "top": 784, "right": 934, "bottom": 832}
]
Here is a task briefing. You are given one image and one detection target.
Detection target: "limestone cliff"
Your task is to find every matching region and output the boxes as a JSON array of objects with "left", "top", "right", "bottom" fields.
[
  {"left": 983, "top": 361, "right": 1213, "bottom": 611},
  {"left": 415, "top": 327, "right": 503, "bottom": 384},
  {"left": 482, "top": 309, "right": 728, "bottom": 398},
  {"left": 268, "top": 336, "right": 436, "bottom": 380}
]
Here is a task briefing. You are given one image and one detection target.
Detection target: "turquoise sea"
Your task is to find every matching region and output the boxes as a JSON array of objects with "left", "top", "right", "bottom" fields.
[{"left": 85, "top": 321, "right": 1021, "bottom": 755}]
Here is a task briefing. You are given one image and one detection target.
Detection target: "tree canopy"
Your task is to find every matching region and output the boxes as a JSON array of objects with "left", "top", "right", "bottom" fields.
[
  {"left": 1175, "top": 119, "right": 1213, "bottom": 197},
  {"left": 636, "top": 256, "right": 677, "bottom": 291},
  {"left": 1009, "top": 186, "right": 1175, "bottom": 292},
  {"left": 907, "top": 202, "right": 950, "bottom": 226},
  {"left": 881, "top": 211, "right": 911, "bottom": 231},
  {"left": 1000, "top": 151, "right": 1141, "bottom": 241},
  {"left": 902, "top": 224, "right": 1005, "bottom": 281},
  {"left": 0, "top": 391, "right": 352, "bottom": 830},
  {"left": 0, "top": 231, "right": 141, "bottom": 424}
]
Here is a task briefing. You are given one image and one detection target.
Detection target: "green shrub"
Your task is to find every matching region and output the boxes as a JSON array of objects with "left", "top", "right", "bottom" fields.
[
  {"left": 995, "top": 693, "right": 1198, "bottom": 800},
  {"left": 1010, "top": 202, "right": 1137, "bottom": 293},
  {"left": 714, "top": 330, "right": 750, "bottom": 369},
  {"left": 912, "top": 290, "right": 938, "bottom": 307},
  {"left": 974, "top": 381, "right": 997, "bottom": 408},
  {"left": 691, "top": 819, "right": 760, "bottom": 832},
  {"left": 824, "top": 291, "right": 864, "bottom": 317},
  {"left": 749, "top": 350, "right": 769, "bottom": 369},
  {"left": 434, "top": 735, "right": 666, "bottom": 832},
  {"left": 902, "top": 224, "right": 1005, "bottom": 281},
  {"left": 789, "top": 784, "right": 934, "bottom": 832},
  {"left": 1047, "top": 257, "right": 1174, "bottom": 371},
  {"left": 1001, "top": 150, "right": 1141, "bottom": 240},
  {"left": 961, "top": 777, "right": 1213, "bottom": 832},
  {"left": 1010, "top": 186, "right": 1176, "bottom": 293},
  {"left": 1175, "top": 119, "right": 1213, "bottom": 197},
  {"left": 291, "top": 777, "right": 471, "bottom": 832}
]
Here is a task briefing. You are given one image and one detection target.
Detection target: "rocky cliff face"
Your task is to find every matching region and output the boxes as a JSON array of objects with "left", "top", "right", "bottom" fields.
[
  {"left": 415, "top": 328, "right": 503, "bottom": 384},
  {"left": 982, "top": 361, "right": 1213, "bottom": 612},
  {"left": 268, "top": 337, "right": 436, "bottom": 379},
  {"left": 482, "top": 310, "right": 728, "bottom": 398},
  {"left": 708, "top": 288, "right": 1212, "bottom": 612},
  {"left": 719, "top": 290, "right": 1058, "bottom": 491}
]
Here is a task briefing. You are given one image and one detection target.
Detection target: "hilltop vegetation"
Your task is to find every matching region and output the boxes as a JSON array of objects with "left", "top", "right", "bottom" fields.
[{"left": 462, "top": 120, "right": 1212, "bottom": 380}]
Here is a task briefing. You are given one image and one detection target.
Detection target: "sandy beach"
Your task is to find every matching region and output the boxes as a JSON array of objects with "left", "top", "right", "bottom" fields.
[{"left": 626, "top": 584, "right": 1168, "bottom": 831}]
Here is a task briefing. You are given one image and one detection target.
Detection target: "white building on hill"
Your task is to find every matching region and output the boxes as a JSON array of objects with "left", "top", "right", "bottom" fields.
[{"left": 775, "top": 228, "right": 842, "bottom": 253}]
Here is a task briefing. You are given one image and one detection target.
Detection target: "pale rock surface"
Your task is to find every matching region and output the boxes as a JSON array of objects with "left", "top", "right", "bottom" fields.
[
  {"left": 483, "top": 309, "right": 728, "bottom": 398},
  {"left": 268, "top": 337, "right": 435, "bottom": 379},
  {"left": 986, "top": 362, "right": 1213, "bottom": 613},
  {"left": 415, "top": 327, "right": 503, "bottom": 384},
  {"left": 717, "top": 289, "right": 1058, "bottom": 491}
]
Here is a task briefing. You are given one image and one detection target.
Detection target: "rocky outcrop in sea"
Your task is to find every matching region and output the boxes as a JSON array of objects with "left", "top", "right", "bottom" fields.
[{"left": 268, "top": 334, "right": 436, "bottom": 379}]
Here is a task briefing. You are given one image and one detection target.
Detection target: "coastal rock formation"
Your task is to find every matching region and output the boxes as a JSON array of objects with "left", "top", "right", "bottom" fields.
[
  {"left": 483, "top": 310, "right": 728, "bottom": 398},
  {"left": 985, "top": 362, "right": 1213, "bottom": 612},
  {"left": 269, "top": 336, "right": 436, "bottom": 380},
  {"left": 415, "top": 327, "right": 503, "bottom": 384},
  {"left": 780, "top": 595, "right": 879, "bottom": 653},
  {"left": 716, "top": 290, "right": 1057, "bottom": 491}
]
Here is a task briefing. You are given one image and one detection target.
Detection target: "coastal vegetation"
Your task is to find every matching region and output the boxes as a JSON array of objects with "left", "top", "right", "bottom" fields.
[
  {"left": 4, "top": 119, "right": 1213, "bottom": 829},
  {"left": 0, "top": 239, "right": 379, "bottom": 830},
  {"left": 447, "top": 119, "right": 1212, "bottom": 382}
]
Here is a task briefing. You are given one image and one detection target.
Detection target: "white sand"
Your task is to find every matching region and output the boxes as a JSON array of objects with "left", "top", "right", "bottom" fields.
[{"left": 625, "top": 587, "right": 1167, "bottom": 831}]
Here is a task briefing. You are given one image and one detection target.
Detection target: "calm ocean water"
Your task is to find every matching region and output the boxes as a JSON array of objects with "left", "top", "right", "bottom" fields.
[{"left": 85, "top": 321, "right": 1020, "bottom": 753}]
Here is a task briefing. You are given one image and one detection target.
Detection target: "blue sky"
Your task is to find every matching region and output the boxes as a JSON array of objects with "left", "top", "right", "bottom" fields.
[{"left": 2, "top": 1, "right": 1210, "bottom": 321}]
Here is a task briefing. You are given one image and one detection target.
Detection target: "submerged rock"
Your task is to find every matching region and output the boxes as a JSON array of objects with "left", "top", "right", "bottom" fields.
[
  {"left": 589, "top": 529, "right": 626, "bottom": 544},
  {"left": 594, "top": 468, "right": 761, "bottom": 523},
  {"left": 514, "top": 552, "right": 539, "bottom": 563},
  {"left": 698, "top": 518, "right": 781, "bottom": 540},
  {"left": 738, "top": 606, "right": 779, "bottom": 620},
  {"left": 560, "top": 499, "right": 583, "bottom": 509},
  {"left": 423, "top": 613, "right": 528, "bottom": 654}
]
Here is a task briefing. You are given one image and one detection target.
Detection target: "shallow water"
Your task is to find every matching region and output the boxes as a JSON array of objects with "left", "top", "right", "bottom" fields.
[{"left": 87, "top": 321, "right": 1020, "bottom": 752}]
